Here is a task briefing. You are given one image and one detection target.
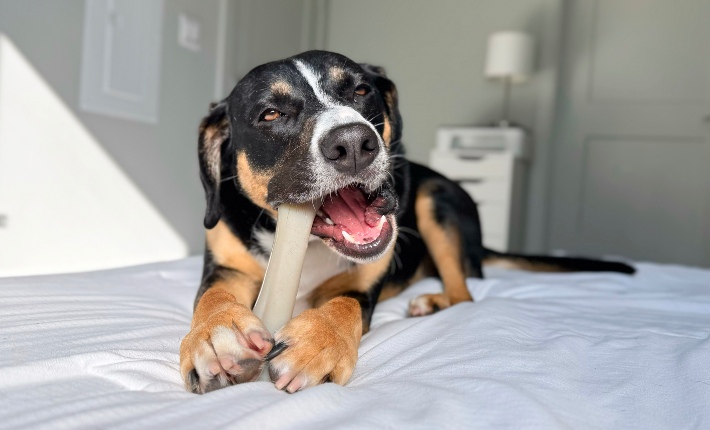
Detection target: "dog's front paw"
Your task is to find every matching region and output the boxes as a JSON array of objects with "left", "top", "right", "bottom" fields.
[
  {"left": 408, "top": 291, "right": 472, "bottom": 317},
  {"left": 180, "top": 302, "right": 273, "bottom": 394},
  {"left": 269, "top": 297, "right": 361, "bottom": 393}
]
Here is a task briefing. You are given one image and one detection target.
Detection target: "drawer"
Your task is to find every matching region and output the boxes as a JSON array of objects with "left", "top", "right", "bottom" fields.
[
  {"left": 460, "top": 180, "right": 507, "bottom": 204},
  {"left": 429, "top": 152, "right": 510, "bottom": 180},
  {"left": 477, "top": 203, "right": 509, "bottom": 236}
]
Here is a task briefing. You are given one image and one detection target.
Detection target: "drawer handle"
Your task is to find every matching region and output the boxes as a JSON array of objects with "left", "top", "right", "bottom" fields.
[
  {"left": 459, "top": 179, "right": 485, "bottom": 184},
  {"left": 457, "top": 155, "right": 485, "bottom": 161}
]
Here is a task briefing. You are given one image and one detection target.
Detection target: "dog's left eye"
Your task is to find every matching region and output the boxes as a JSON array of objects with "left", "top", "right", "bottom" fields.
[
  {"left": 354, "top": 85, "right": 370, "bottom": 97},
  {"left": 259, "top": 109, "right": 282, "bottom": 122}
]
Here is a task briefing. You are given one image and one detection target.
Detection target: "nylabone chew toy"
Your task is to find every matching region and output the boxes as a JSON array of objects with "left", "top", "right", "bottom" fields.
[{"left": 252, "top": 202, "right": 318, "bottom": 381}]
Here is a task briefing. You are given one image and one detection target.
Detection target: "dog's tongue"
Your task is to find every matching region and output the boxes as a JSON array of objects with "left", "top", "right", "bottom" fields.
[{"left": 317, "top": 186, "right": 386, "bottom": 244}]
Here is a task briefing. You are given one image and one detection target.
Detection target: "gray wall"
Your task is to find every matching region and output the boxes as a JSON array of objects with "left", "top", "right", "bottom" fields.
[
  {"left": 0, "top": 0, "right": 562, "bottom": 255},
  {"left": 0, "top": 0, "right": 223, "bottom": 254},
  {"left": 220, "top": 0, "right": 321, "bottom": 97},
  {"left": 0, "top": 0, "right": 318, "bottom": 255},
  {"left": 325, "top": 0, "right": 563, "bottom": 252}
]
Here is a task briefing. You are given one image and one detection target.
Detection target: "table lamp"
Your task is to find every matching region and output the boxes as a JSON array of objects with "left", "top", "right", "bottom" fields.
[{"left": 484, "top": 31, "right": 534, "bottom": 127}]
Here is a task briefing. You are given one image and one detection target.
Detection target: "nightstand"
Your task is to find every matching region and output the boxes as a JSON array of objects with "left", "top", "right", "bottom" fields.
[{"left": 429, "top": 127, "right": 528, "bottom": 252}]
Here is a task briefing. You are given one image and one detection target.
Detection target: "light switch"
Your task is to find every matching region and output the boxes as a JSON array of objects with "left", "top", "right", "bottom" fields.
[{"left": 178, "top": 13, "right": 201, "bottom": 52}]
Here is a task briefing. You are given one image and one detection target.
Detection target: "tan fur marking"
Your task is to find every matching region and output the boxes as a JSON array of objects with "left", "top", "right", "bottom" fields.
[
  {"left": 484, "top": 256, "right": 564, "bottom": 273},
  {"left": 385, "top": 89, "right": 397, "bottom": 109},
  {"left": 208, "top": 278, "right": 261, "bottom": 310},
  {"left": 272, "top": 297, "right": 361, "bottom": 388},
  {"left": 329, "top": 66, "right": 346, "bottom": 81},
  {"left": 307, "top": 246, "right": 393, "bottom": 334},
  {"left": 236, "top": 153, "right": 277, "bottom": 216},
  {"left": 378, "top": 283, "right": 404, "bottom": 302},
  {"left": 271, "top": 80, "right": 292, "bottom": 95},
  {"left": 206, "top": 220, "right": 266, "bottom": 282},
  {"left": 382, "top": 116, "right": 392, "bottom": 147},
  {"left": 379, "top": 257, "right": 434, "bottom": 302},
  {"left": 200, "top": 116, "right": 229, "bottom": 184},
  {"left": 415, "top": 189, "right": 472, "bottom": 305},
  {"left": 309, "top": 246, "right": 394, "bottom": 307},
  {"left": 181, "top": 223, "right": 272, "bottom": 392}
]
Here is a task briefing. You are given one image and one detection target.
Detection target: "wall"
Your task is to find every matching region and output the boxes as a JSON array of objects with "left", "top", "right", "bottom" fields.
[
  {"left": 219, "top": 0, "right": 323, "bottom": 98},
  {"left": 324, "top": 0, "right": 563, "bottom": 252},
  {"left": 0, "top": 0, "right": 224, "bottom": 256},
  {"left": 0, "top": 0, "right": 562, "bottom": 265}
]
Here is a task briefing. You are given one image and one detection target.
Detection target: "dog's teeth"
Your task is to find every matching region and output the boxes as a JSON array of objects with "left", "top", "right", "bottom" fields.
[
  {"left": 317, "top": 210, "right": 326, "bottom": 218},
  {"left": 377, "top": 215, "right": 386, "bottom": 230},
  {"left": 325, "top": 217, "right": 334, "bottom": 225},
  {"left": 342, "top": 231, "right": 357, "bottom": 244}
]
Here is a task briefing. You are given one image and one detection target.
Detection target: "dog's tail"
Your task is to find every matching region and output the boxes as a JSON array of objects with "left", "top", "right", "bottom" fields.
[{"left": 482, "top": 248, "right": 635, "bottom": 275}]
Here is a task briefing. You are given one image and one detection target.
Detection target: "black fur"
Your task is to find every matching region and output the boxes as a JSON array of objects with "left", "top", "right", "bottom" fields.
[{"left": 195, "top": 50, "right": 635, "bottom": 322}]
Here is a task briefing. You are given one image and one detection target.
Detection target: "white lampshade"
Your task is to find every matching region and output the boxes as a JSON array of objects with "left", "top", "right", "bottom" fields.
[{"left": 484, "top": 31, "right": 534, "bottom": 82}]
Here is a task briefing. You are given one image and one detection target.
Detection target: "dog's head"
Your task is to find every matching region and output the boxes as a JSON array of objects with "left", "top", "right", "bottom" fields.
[{"left": 198, "top": 51, "right": 402, "bottom": 263}]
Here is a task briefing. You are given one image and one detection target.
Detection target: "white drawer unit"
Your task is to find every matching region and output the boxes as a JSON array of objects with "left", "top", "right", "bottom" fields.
[{"left": 429, "top": 127, "right": 528, "bottom": 252}]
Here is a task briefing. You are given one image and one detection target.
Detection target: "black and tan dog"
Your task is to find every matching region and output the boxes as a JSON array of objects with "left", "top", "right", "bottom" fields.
[{"left": 180, "top": 50, "right": 634, "bottom": 394}]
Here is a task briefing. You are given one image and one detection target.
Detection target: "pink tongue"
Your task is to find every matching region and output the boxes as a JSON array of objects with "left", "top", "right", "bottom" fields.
[{"left": 322, "top": 187, "right": 381, "bottom": 243}]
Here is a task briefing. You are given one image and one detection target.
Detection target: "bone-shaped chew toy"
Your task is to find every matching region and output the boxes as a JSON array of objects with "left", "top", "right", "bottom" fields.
[{"left": 252, "top": 202, "right": 317, "bottom": 382}]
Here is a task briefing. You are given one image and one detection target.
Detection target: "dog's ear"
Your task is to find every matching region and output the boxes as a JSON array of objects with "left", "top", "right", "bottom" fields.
[
  {"left": 360, "top": 64, "right": 402, "bottom": 149},
  {"left": 198, "top": 102, "right": 231, "bottom": 229}
]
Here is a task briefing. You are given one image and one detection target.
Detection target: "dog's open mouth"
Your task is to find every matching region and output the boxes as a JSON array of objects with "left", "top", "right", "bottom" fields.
[{"left": 310, "top": 185, "right": 396, "bottom": 261}]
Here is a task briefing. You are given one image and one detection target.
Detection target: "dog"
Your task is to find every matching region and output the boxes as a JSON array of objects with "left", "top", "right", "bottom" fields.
[{"left": 180, "top": 50, "right": 634, "bottom": 394}]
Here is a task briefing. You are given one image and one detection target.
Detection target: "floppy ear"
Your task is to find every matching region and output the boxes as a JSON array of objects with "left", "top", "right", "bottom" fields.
[
  {"left": 359, "top": 63, "right": 402, "bottom": 149},
  {"left": 198, "top": 102, "right": 231, "bottom": 229}
]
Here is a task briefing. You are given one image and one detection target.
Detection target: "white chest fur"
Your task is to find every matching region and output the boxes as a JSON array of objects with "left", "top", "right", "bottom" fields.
[{"left": 253, "top": 229, "right": 351, "bottom": 317}]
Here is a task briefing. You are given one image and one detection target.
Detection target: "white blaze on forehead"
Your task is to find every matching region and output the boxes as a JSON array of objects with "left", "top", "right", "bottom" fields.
[{"left": 293, "top": 59, "right": 334, "bottom": 107}]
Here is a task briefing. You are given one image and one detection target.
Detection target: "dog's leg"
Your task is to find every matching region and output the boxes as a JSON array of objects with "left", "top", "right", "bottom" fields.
[
  {"left": 408, "top": 183, "right": 473, "bottom": 317},
  {"left": 267, "top": 252, "right": 391, "bottom": 392},
  {"left": 180, "top": 222, "right": 273, "bottom": 394}
]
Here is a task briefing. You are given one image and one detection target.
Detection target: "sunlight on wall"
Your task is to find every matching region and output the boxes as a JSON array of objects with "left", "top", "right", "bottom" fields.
[{"left": 0, "top": 34, "right": 188, "bottom": 276}]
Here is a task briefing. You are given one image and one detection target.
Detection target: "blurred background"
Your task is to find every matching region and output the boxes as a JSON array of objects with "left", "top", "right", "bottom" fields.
[{"left": 0, "top": 0, "right": 708, "bottom": 276}]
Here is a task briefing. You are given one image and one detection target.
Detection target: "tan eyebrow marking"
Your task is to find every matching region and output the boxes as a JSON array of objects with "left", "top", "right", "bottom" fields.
[
  {"left": 329, "top": 67, "right": 346, "bottom": 81},
  {"left": 270, "top": 80, "right": 292, "bottom": 95}
]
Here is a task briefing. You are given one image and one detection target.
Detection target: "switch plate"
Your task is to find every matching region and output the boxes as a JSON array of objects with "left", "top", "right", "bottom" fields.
[{"left": 178, "top": 13, "right": 200, "bottom": 52}]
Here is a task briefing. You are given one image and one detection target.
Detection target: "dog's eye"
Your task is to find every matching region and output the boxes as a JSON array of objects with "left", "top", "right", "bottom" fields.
[
  {"left": 354, "top": 85, "right": 370, "bottom": 97},
  {"left": 260, "top": 109, "right": 282, "bottom": 122}
]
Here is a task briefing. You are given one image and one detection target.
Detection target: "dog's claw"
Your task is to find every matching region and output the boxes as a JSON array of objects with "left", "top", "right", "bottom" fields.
[{"left": 264, "top": 341, "right": 288, "bottom": 361}]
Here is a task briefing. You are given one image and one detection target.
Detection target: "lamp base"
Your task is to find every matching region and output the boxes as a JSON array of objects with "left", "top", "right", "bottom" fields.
[{"left": 490, "top": 119, "right": 521, "bottom": 128}]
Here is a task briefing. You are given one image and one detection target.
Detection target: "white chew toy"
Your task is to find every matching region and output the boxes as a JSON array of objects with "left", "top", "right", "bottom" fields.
[{"left": 252, "top": 202, "right": 317, "bottom": 382}]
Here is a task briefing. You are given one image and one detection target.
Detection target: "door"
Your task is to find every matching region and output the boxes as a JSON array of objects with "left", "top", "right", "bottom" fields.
[{"left": 548, "top": 0, "right": 710, "bottom": 267}]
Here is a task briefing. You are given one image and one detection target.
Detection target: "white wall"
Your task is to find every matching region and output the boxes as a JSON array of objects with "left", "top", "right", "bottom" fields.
[
  {"left": 324, "top": 0, "right": 563, "bottom": 252},
  {"left": 0, "top": 0, "right": 223, "bottom": 257},
  {"left": 0, "top": 34, "right": 188, "bottom": 276}
]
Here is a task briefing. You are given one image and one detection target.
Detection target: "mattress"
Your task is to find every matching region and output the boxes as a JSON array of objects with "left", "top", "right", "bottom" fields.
[{"left": 0, "top": 257, "right": 709, "bottom": 429}]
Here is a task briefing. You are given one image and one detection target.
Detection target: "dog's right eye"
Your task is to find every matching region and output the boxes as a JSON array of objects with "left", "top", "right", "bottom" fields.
[{"left": 259, "top": 109, "right": 282, "bottom": 122}]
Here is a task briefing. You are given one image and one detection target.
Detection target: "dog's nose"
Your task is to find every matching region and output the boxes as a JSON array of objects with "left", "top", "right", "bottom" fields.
[{"left": 319, "top": 124, "right": 379, "bottom": 175}]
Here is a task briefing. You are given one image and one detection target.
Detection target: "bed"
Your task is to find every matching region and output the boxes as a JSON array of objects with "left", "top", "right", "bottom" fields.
[{"left": 1, "top": 257, "right": 709, "bottom": 429}]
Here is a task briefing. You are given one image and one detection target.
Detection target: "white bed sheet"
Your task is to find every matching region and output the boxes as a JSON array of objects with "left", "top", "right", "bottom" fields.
[{"left": 1, "top": 257, "right": 709, "bottom": 429}]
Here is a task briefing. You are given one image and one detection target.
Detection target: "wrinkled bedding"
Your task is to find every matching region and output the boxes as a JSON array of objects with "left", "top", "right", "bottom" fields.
[{"left": 1, "top": 257, "right": 709, "bottom": 429}]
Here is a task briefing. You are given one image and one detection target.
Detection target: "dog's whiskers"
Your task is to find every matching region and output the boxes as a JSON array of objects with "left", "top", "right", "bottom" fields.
[{"left": 366, "top": 112, "right": 384, "bottom": 122}]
